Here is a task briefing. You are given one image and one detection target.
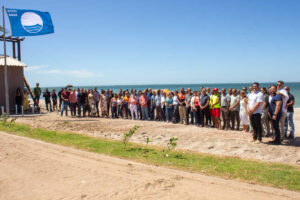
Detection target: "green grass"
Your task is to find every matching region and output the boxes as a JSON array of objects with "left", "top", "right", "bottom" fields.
[{"left": 1, "top": 121, "right": 300, "bottom": 191}]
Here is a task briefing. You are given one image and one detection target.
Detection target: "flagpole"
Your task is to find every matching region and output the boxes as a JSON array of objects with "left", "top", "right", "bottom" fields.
[{"left": 2, "top": 6, "right": 9, "bottom": 115}]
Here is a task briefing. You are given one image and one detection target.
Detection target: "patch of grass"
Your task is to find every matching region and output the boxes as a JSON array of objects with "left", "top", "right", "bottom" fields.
[{"left": 0, "top": 122, "right": 300, "bottom": 191}]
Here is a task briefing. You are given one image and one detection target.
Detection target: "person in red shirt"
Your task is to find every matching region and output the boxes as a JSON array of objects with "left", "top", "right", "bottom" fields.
[
  {"left": 60, "top": 88, "right": 70, "bottom": 117},
  {"left": 139, "top": 91, "right": 149, "bottom": 120}
]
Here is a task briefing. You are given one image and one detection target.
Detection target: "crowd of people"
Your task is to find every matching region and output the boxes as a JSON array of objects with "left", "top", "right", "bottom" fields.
[{"left": 31, "top": 81, "right": 295, "bottom": 145}]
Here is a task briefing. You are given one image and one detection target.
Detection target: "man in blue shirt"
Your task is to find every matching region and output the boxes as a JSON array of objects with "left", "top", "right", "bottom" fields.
[{"left": 268, "top": 85, "right": 283, "bottom": 145}]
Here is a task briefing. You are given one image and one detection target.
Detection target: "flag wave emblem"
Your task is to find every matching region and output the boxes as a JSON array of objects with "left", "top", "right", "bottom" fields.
[{"left": 21, "top": 12, "right": 43, "bottom": 33}]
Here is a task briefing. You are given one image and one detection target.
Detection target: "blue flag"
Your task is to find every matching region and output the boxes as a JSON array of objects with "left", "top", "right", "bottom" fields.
[{"left": 6, "top": 8, "right": 54, "bottom": 36}]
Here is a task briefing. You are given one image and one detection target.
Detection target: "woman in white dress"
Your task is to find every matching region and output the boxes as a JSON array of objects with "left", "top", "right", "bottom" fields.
[
  {"left": 239, "top": 92, "right": 249, "bottom": 132},
  {"left": 88, "top": 90, "right": 97, "bottom": 117}
]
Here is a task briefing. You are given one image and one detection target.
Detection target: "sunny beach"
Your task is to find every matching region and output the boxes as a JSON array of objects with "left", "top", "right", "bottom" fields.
[{"left": 0, "top": 1, "right": 300, "bottom": 200}]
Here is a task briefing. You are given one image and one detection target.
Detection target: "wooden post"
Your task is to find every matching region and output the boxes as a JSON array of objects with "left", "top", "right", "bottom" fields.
[
  {"left": 2, "top": 6, "right": 9, "bottom": 115},
  {"left": 17, "top": 40, "right": 21, "bottom": 61},
  {"left": 12, "top": 41, "right": 16, "bottom": 58}
]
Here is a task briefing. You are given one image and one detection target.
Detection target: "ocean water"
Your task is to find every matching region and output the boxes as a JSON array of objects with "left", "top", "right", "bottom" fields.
[{"left": 40, "top": 82, "right": 300, "bottom": 108}]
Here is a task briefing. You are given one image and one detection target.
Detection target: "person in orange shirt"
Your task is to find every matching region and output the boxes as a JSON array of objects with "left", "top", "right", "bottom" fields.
[{"left": 177, "top": 88, "right": 186, "bottom": 124}]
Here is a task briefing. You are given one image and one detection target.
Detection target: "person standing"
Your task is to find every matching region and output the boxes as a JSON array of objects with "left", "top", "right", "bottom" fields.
[
  {"left": 78, "top": 89, "right": 87, "bottom": 117},
  {"left": 58, "top": 88, "right": 63, "bottom": 111},
  {"left": 277, "top": 81, "right": 289, "bottom": 140},
  {"left": 185, "top": 88, "right": 194, "bottom": 125},
  {"left": 23, "top": 90, "right": 29, "bottom": 111},
  {"left": 178, "top": 88, "right": 186, "bottom": 124},
  {"left": 60, "top": 88, "right": 70, "bottom": 117},
  {"left": 172, "top": 90, "right": 180, "bottom": 123},
  {"left": 33, "top": 83, "right": 42, "bottom": 109},
  {"left": 140, "top": 91, "right": 149, "bottom": 120},
  {"left": 150, "top": 91, "right": 156, "bottom": 120},
  {"left": 261, "top": 87, "right": 270, "bottom": 136},
  {"left": 129, "top": 91, "right": 138, "bottom": 120},
  {"left": 117, "top": 94, "right": 123, "bottom": 118},
  {"left": 268, "top": 85, "right": 283, "bottom": 145},
  {"left": 100, "top": 91, "right": 108, "bottom": 118},
  {"left": 161, "top": 92, "right": 167, "bottom": 122},
  {"left": 94, "top": 87, "right": 100, "bottom": 117},
  {"left": 247, "top": 82, "right": 264, "bottom": 143},
  {"left": 69, "top": 89, "right": 77, "bottom": 117},
  {"left": 220, "top": 88, "right": 230, "bottom": 130},
  {"left": 200, "top": 89, "right": 210, "bottom": 127},
  {"left": 147, "top": 89, "right": 153, "bottom": 120},
  {"left": 193, "top": 91, "right": 200, "bottom": 126},
  {"left": 155, "top": 90, "right": 163, "bottom": 121},
  {"left": 15, "top": 87, "right": 23, "bottom": 112},
  {"left": 284, "top": 86, "right": 295, "bottom": 139},
  {"left": 52, "top": 89, "right": 58, "bottom": 111},
  {"left": 165, "top": 93, "right": 173, "bottom": 122},
  {"left": 43, "top": 88, "right": 52, "bottom": 112},
  {"left": 123, "top": 92, "right": 130, "bottom": 119},
  {"left": 110, "top": 94, "right": 118, "bottom": 119},
  {"left": 210, "top": 88, "right": 221, "bottom": 129},
  {"left": 206, "top": 87, "right": 212, "bottom": 126},
  {"left": 229, "top": 89, "right": 240, "bottom": 130},
  {"left": 88, "top": 90, "right": 97, "bottom": 117},
  {"left": 240, "top": 92, "right": 249, "bottom": 132}
]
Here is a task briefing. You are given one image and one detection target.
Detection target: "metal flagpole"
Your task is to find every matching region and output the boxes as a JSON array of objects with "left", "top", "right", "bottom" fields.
[{"left": 2, "top": 6, "right": 9, "bottom": 115}]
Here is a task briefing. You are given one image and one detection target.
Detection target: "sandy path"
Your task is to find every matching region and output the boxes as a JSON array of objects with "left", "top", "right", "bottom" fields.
[
  {"left": 16, "top": 108, "right": 300, "bottom": 165},
  {"left": 0, "top": 131, "right": 299, "bottom": 200}
]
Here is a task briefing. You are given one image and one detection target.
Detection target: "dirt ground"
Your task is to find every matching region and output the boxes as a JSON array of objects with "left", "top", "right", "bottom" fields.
[
  {"left": 16, "top": 107, "right": 300, "bottom": 166},
  {"left": 1, "top": 132, "right": 299, "bottom": 200}
]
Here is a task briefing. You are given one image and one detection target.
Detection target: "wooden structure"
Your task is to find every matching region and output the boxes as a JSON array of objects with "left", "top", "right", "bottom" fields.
[
  {"left": 0, "top": 56, "right": 27, "bottom": 109},
  {"left": 0, "top": 35, "right": 34, "bottom": 100}
]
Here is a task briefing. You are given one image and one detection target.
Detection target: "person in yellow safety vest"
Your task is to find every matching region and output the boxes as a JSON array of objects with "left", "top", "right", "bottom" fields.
[{"left": 211, "top": 88, "right": 221, "bottom": 129}]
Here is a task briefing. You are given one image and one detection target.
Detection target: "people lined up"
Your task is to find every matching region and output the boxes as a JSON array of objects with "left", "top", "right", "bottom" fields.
[{"left": 34, "top": 81, "right": 295, "bottom": 145}]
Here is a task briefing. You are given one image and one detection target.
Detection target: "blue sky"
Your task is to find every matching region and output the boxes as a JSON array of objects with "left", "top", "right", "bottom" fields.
[{"left": 2, "top": 0, "right": 300, "bottom": 87}]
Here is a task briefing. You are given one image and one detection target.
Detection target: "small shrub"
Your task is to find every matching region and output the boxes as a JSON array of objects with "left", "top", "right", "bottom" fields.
[
  {"left": 7, "top": 118, "right": 16, "bottom": 128},
  {"left": 0, "top": 113, "right": 8, "bottom": 123},
  {"left": 146, "top": 137, "right": 150, "bottom": 145},
  {"left": 0, "top": 113, "right": 16, "bottom": 128},
  {"left": 123, "top": 125, "right": 139, "bottom": 149},
  {"left": 164, "top": 136, "right": 178, "bottom": 157}
]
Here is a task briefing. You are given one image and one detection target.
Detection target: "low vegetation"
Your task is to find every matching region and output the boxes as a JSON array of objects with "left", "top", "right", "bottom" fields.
[{"left": 0, "top": 121, "right": 299, "bottom": 191}]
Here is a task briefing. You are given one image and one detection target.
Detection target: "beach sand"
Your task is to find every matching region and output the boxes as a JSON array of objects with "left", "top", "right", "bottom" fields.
[
  {"left": 1, "top": 131, "right": 299, "bottom": 200},
  {"left": 16, "top": 106, "right": 300, "bottom": 165},
  {"left": 1, "top": 101, "right": 299, "bottom": 200}
]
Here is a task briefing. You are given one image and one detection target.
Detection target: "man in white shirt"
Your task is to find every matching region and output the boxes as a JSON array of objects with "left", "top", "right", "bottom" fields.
[
  {"left": 247, "top": 82, "right": 264, "bottom": 143},
  {"left": 277, "top": 80, "right": 289, "bottom": 140}
]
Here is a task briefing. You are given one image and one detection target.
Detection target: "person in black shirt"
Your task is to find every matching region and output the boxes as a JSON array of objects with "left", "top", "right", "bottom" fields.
[
  {"left": 52, "top": 89, "right": 58, "bottom": 111},
  {"left": 43, "top": 88, "right": 52, "bottom": 112},
  {"left": 78, "top": 88, "right": 87, "bottom": 117},
  {"left": 268, "top": 85, "right": 283, "bottom": 145},
  {"left": 284, "top": 86, "right": 295, "bottom": 139},
  {"left": 200, "top": 88, "right": 210, "bottom": 127}
]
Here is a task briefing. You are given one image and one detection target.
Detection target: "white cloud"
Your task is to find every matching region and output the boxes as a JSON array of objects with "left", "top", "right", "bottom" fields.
[
  {"left": 38, "top": 69, "right": 62, "bottom": 74},
  {"left": 25, "top": 65, "right": 45, "bottom": 71},
  {"left": 68, "top": 70, "right": 96, "bottom": 78},
  {"left": 26, "top": 64, "right": 100, "bottom": 78}
]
